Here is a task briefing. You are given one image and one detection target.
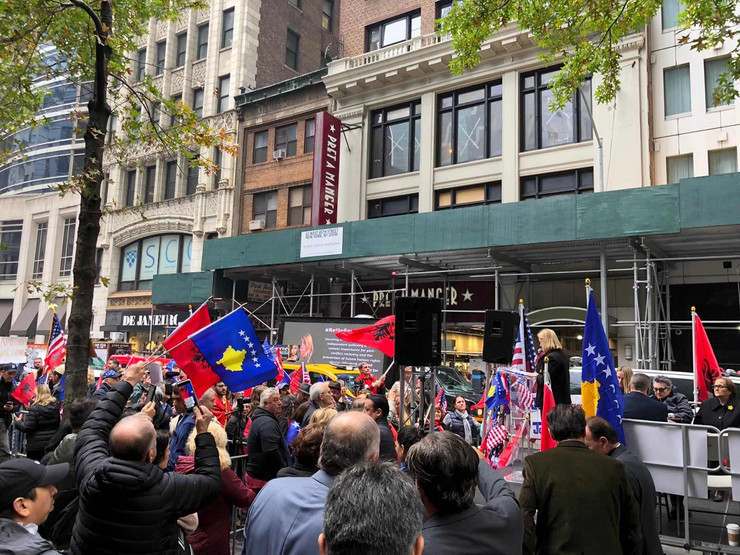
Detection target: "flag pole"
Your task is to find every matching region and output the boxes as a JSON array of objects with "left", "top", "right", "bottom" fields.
[
  {"left": 43, "top": 309, "right": 56, "bottom": 376},
  {"left": 691, "top": 306, "right": 697, "bottom": 405},
  {"left": 585, "top": 278, "right": 592, "bottom": 307}
]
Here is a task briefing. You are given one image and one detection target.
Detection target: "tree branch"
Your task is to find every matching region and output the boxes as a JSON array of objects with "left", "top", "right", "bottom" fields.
[{"left": 68, "top": 0, "right": 104, "bottom": 38}]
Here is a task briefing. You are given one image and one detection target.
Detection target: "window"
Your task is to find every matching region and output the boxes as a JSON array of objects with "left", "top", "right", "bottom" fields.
[
  {"left": 151, "top": 102, "right": 161, "bottom": 126},
  {"left": 370, "top": 101, "right": 421, "bottom": 178},
  {"left": 368, "top": 194, "right": 419, "bottom": 218},
  {"left": 136, "top": 48, "right": 147, "bottom": 81},
  {"left": 436, "top": 0, "right": 453, "bottom": 19},
  {"left": 666, "top": 154, "right": 694, "bottom": 182},
  {"left": 144, "top": 165, "right": 156, "bottom": 204},
  {"left": 0, "top": 221, "right": 22, "bottom": 280},
  {"left": 171, "top": 93, "right": 182, "bottom": 126},
  {"left": 304, "top": 118, "right": 315, "bottom": 153},
  {"left": 435, "top": 182, "right": 501, "bottom": 210},
  {"left": 176, "top": 32, "right": 187, "bottom": 67},
  {"left": 253, "top": 130, "right": 268, "bottom": 163},
  {"left": 286, "top": 30, "right": 299, "bottom": 71},
  {"left": 664, "top": 65, "right": 691, "bottom": 116},
  {"left": 662, "top": 0, "right": 683, "bottom": 30},
  {"left": 59, "top": 217, "right": 76, "bottom": 277},
  {"left": 95, "top": 248, "right": 103, "bottom": 285},
  {"left": 521, "top": 68, "right": 592, "bottom": 151},
  {"left": 275, "top": 124, "right": 298, "bottom": 157},
  {"left": 165, "top": 160, "right": 177, "bottom": 199},
  {"left": 289, "top": 186, "right": 312, "bottom": 226},
  {"left": 222, "top": 8, "right": 234, "bottom": 48},
  {"left": 438, "top": 81, "right": 502, "bottom": 167},
  {"left": 217, "top": 75, "right": 230, "bottom": 113},
  {"left": 119, "top": 234, "right": 192, "bottom": 291},
  {"left": 186, "top": 158, "right": 199, "bottom": 195},
  {"left": 520, "top": 168, "right": 594, "bottom": 200},
  {"left": 366, "top": 11, "right": 421, "bottom": 51},
  {"left": 155, "top": 41, "right": 166, "bottom": 75},
  {"left": 125, "top": 170, "right": 136, "bottom": 207},
  {"left": 197, "top": 24, "right": 209, "bottom": 60},
  {"left": 705, "top": 57, "right": 731, "bottom": 109},
  {"left": 253, "top": 191, "right": 278, "bottom": 229},
  {"left": 322, "top": 0, "right": 333, "bottom": 31},
  {"left": 32, "top": 222, "right": 47, "bottom": 279},
  {"left": 192, "top": 88, "right": 204, "bottom": 119},
  {"left": 214, "top": 148, "right": 222, "bottom": 187},
  {"left": 101, "top": 172, "right": 109, "bottom": 205},
  {"left": 106, "top": 114, "right": 118, "bottom": 146},
  {"left": 709, "top": 148, "right": 737, "bottom": 175}
]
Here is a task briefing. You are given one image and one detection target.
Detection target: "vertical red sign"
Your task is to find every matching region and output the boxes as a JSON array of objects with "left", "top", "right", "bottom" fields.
[{"left": 311, "top": 111, "right": 341, "bottom": 226}]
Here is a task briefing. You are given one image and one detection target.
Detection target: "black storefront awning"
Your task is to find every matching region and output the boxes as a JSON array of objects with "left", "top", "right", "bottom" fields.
[
  {"left": 9, "top": 299, "right": 40, "bottom": 337},
  {"left": 0, "top": 301, "right": 12, "bottom": 336}
]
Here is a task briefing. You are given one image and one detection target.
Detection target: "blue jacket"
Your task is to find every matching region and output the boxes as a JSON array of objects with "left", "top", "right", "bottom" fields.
[
  {"left": 167, "top": 413, "right": 195, "bottom": 471},
  {"left": 243, "top": 470, "right": 334, "bottom": 555}
]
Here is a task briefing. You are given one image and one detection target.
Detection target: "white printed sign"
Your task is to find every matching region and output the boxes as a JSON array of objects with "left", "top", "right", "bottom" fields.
[
  {"left": 0, "top": 337, "right": 28, "bottom": 363},
  {"left": 300, "top": 227, "right": 343, "bottom": 258}
]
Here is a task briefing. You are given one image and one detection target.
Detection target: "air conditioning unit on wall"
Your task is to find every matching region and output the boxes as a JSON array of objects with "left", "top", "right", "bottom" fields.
[
  {"left": 249, "top": 219, "right": 266, "bottom": 231},
  {"left": 273, "top": 149, "right": 286, "bottom": 161}
]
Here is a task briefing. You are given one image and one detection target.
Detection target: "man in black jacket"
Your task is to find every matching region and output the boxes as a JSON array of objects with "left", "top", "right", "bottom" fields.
[
  {"left": 586, "top": 417, "right": 662, "bottom": 555},
  {"left": 0, "top": 363, "right": 19, "bottom": 463},
  {"left": 70, "top": 361, "right": 221, "bottom": 555},
  {"left": 364, "top": 394, "right": 397, "bottom": 461},
  {"left": 406, "top": 431, "right": 523, "bottom": 554},
  {"left": 623, "top": 374, "right": 668, "bottom": 422},
  {"left": 246, "top": 387, "right": 289, "bottom": 483}
]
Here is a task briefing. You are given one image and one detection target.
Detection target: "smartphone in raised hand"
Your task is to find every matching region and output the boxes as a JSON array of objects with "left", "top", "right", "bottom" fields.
[{"left": 175, "top": 380, "right": 199, "bottom": 413}]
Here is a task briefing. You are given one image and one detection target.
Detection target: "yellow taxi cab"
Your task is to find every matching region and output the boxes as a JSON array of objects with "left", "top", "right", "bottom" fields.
[{"left": 282, "top": 363, "right": 361, "bottom": 398}]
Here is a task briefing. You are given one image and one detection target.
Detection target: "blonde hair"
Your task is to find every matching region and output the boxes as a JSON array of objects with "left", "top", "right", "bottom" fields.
[
  {"left": 32, "top": 384, "right": 56, "bottom": 407},
  {"left": 310, "top": 407, "right": 337, "bottom": 427},
  {"left": 537, "top": 329, "right": 562, "bottom": 352},
  {"left": 617, "top": 366, "right": 634, "bottom": 393},
  {"left": 186, "top": 421, "right": 231, "bottom": 469}
]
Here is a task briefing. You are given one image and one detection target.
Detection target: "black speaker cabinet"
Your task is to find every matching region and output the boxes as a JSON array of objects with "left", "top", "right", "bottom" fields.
[
  {"left": 394, "top": 297, "right": 442, "bottom": 366},
  {"left": 482, "top": 310, "right": 518, "bottom": 363}
]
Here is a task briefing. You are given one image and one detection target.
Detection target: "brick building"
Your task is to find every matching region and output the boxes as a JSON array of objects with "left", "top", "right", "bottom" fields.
[{"left": 236, "top": 68, "right": 331, "bottom": 234}]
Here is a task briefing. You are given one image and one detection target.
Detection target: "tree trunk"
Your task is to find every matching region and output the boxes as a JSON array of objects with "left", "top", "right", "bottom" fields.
[{"left": 65, "top": 1, "right": 111, "bottom": 405}]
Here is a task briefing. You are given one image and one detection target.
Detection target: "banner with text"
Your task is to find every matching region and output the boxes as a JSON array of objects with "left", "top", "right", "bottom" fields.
[{"left": 311, "top": 111, "right": 341, "bottom": 226}]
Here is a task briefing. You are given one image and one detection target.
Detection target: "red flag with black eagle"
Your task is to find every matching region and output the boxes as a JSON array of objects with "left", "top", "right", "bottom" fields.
[
  {"left": 11, "top": 373, "right": 37, "bottom": 406},
  {"left": 335, "top": 315, "right": 395, "bottom": 357},
  {"left": 694, "top": 313, "right": 722, "bottom": 402}
]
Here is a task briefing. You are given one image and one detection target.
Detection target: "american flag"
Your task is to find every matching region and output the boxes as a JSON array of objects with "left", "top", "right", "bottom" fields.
[
  {"left": 301, "top": 362, "right": 310, "bottom": 383},
  {"left": 484, "top": 423, "right": 508, "bottom": 455},
  {"left": 44, "top": 312, "right": 66, "bottom": 372},
  {"left": 511, "top": 303, "right": 536, "bottom": 373},
  {"left": 512, "top": 377, "right": 534, "bottom": 411},
  {"left": 434, "top": 386, "right": 447, "bottom": 412}
]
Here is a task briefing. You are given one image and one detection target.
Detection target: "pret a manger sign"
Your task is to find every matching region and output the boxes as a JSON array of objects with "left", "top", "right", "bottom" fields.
[{"left": 311, "top": 111, "right": 341, "bottom": 226}]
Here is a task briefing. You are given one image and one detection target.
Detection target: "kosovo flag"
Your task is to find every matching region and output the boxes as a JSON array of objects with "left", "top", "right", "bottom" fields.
[
  {"left": 486, "top": 371, "right": 509, "bottom": 414},
  {"left": 191, "top": 309, "right": 277, "bottom": 392},
  {"left": 581, "top": 290, "right": 625, "bottom": 443}
]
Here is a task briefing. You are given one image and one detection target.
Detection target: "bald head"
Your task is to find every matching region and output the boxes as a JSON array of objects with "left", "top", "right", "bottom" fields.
[
  {"left": 199, "top": 388, "right": 216, "bottom": 412},
  {"left": 319, "top": 411, "right": 380, "bottom": 476},
  {"left": 110, "top": 414, "right": 157, "bottom": 463}
]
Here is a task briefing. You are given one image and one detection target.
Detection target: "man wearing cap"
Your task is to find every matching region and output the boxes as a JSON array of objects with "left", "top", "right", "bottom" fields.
[
  {"left": 0, "top": 457, "right": 68, "bottom": 554},
  {"left": 48, "top": 366, "right": 64, "bottom": 400},
  {"left": 0, "top": 363, "right": 19, "bottom": 463},
  {"left": 328, "top": 381, "right": 347, "bottom": 412},
  {"left": 277, "top": 382, "right": 291, "bottom": 397},
  {"left": 296, "top": 382, "right": 311, "bottom": 405},
  {"left": 92, "top": 369, "right": 121, "bottom": 401}
]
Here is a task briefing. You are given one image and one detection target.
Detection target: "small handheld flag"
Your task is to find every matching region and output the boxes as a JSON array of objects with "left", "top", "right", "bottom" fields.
[
  {"left": 191, "top": 309, "right": 277, "bottom": 392},
  {"left": 12, "top": 373, "right": 37, "bottom": 406},
  {"left": 434, "top": 386, "right": 447, "bottom": 412}
]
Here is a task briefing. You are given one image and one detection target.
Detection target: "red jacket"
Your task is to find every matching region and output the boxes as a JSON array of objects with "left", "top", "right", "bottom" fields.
[
  {"left": 213, "top": 395, "right": 232, "bottom": 427},
  {"left": 175, "top": 455, "right": 255, "bottom": 555}
]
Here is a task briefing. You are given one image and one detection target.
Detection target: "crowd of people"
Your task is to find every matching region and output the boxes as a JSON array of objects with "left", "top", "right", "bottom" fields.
[{"left": 0, "top": 326, "right": 738, "bottom": 554}]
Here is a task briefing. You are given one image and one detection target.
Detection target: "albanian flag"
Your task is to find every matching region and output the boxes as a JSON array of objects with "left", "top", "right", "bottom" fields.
[
  {"left": 694, "top": 313, "right": 722, "bottom": 402},
  {"left": 335, "top": 315, "right": 395, "bottom": 357},
  {"left": 12, "top": 373, "right": 37, "bottom": 406}
]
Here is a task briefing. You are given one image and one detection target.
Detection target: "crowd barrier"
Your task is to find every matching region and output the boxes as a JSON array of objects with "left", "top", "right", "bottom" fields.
[{"left": 623, "top": 419, "right": 740, "bottom": 553}]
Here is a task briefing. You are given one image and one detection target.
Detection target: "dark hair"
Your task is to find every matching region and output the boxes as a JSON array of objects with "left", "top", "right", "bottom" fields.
[
  {"left": 281, "top": 395, "right": 296, "bottom": 420},
  {"left": 153, "top": 429, "right": 171, "bottom": 467},
  {"left": 248, "top": 386, "right": 267, "bottom": 418},
  {"left": 293, "top": 401, "right": 310, "bottom": 425},
  {"left": 653, "top": 375, "right": 673, "bottom": 389},
  {"left": 397, "top": 426, "right": 426, "bottom": 454},
  {"left": 69, "top": 398, "right": 97, "bottom": 431},
  {"left": 406, "top": 431, "right": 478, "bottom": 514},
  {"left": 586, "top": 416, "right": 619, "bottom": 444},
  {"left": 121, "top": 407, "right": 138, "bottom": 418},
  {"left": 630, "top": 373, "right": 651, "bottom": 393},
  {"left": 319, "top": 412, "right": 380, "bottom": 476},
  {"left": 717, "top": 377, "right": 737, "bottom": 398},
  {"left": 323, "top": 462, "right": 424, "bottom": 555},
  {"left": 0, "top": 488, "right": 36, "bottom": 517},
  {"left": 546, "top": 405, "right": 587, "bottom": 442},
  {"left": 290, "top": 423, "right": 324, "bottom": 467},
  {"left": 367, "top": 394, "right": 389, "bottom": 419}
]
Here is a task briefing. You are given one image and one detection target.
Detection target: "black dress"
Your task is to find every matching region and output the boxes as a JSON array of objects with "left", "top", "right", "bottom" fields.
[{"left": 535, "top": 349, "right": 572, "bottom": 409}]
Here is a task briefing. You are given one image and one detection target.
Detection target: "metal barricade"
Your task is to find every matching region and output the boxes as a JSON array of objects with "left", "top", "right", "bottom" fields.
[{"left": 229, "top": 454, "right": 248, "bottom": 555}]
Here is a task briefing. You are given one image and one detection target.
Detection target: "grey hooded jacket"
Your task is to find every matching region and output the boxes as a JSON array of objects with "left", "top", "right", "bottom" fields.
[{"left": 0, "top": 518, "right": 62, "bottom": 555}]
